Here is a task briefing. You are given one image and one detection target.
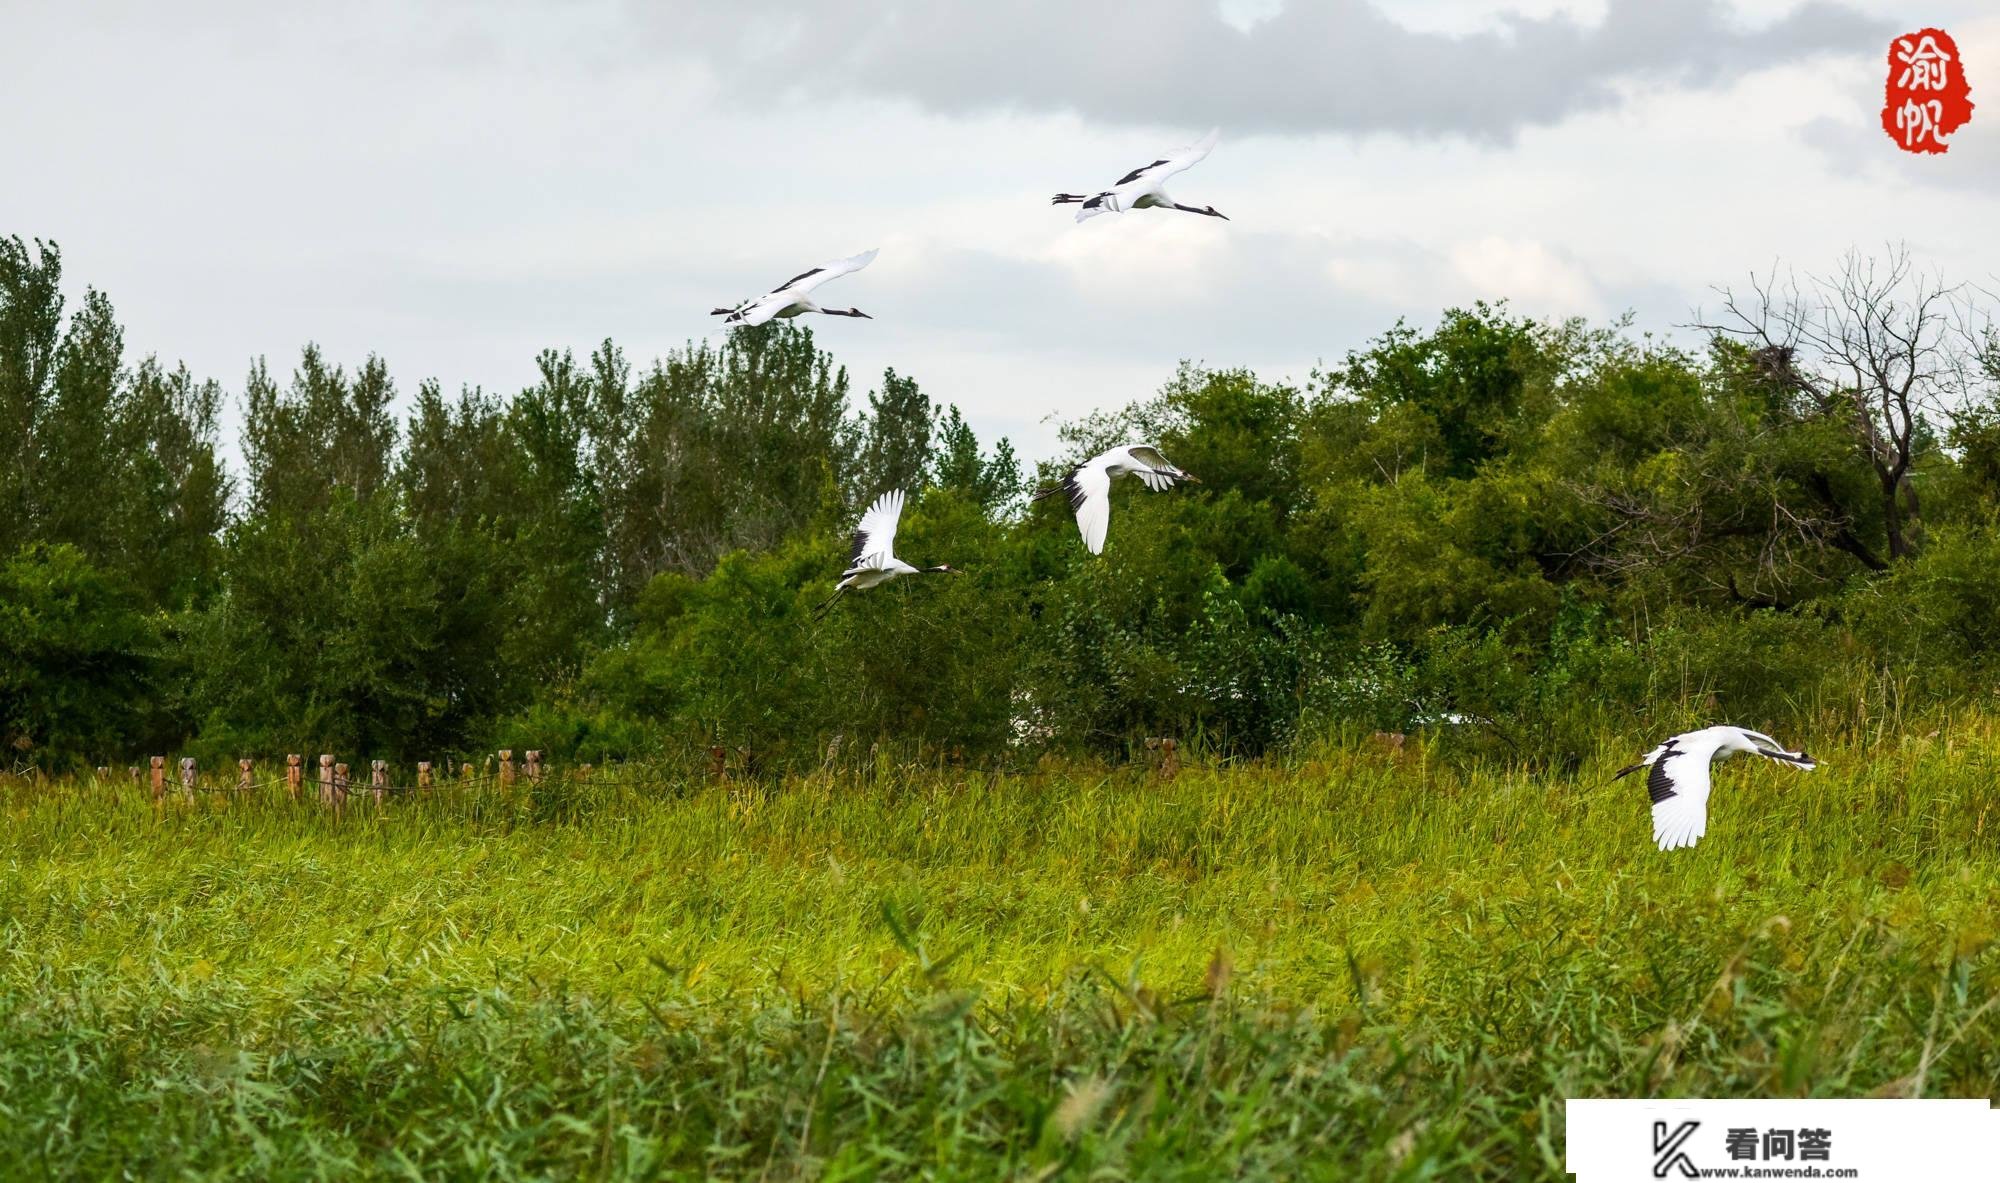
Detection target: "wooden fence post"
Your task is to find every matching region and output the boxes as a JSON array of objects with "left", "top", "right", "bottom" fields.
[
  {"left": 709, "top": 745, "right": 727, "bottom": 780},
  {"left": 178, "top": 757, "right": 197, "bottom": 802},
  {"left": 128, "top": 765, "right": 141, "bottom": 785},
  {"left": 333, "top": 762, "right": 350, "bottom": 805},
  {"left": 238, "top": 759, "right": 254, "bottom": 793},
  {"left": 461, "top": 762, "right": 472, "bottom": 782},
  {"left": 319, "top": 754, "right": 335, "bottom": 804},
  {"left": 1160, "top": 737, "right": 1179, "bottom": 780},
  {"left": 371, "top": 760, "right": 388, "bottom": 805},
  {"left": 578, "top": 763, "right": 592, "bottom": 783},
  {"left": 498, "top": 750, "right": 515, "bottom": 790},
  {"left": 286, "top": 754, "right": 301, "bottom": 800},
  {"left": 525, "top": 750, "right": 542, "bottom": 784},
  {"left": 150, "top": 756, "right": 165, "bottom": 804},
  {"left": 417, "top": 761, "right": 433, "bottom": 790}
]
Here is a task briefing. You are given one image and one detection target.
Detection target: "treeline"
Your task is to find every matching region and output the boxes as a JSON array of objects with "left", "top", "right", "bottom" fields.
[{"left": 4, "top": 235, "right": 1998, "bottom": 771}]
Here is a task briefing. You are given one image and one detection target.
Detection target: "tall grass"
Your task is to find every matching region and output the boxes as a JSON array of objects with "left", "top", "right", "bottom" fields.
[{"left": 3, "top": 717, "right": 1998, "bottom": 1179}]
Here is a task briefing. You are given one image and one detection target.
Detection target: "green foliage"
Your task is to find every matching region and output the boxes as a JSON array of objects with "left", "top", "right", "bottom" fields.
[
  {"left": 1849, "top": 523, "right": 2000, "bottom": 688},
  {"left": 4, "top": 239, "right": 2000, "bottom": 769},
  {"left": 0, "top": 237, "right": 230, "bottom": 606},
  {"left": 0, "top": 544, "right": 159, "bottom": 766}
]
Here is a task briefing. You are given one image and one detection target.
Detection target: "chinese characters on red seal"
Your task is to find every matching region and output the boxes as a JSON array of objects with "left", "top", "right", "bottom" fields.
[{"left": 1882, "top": 29, "right": 1973, "bottom": 154}]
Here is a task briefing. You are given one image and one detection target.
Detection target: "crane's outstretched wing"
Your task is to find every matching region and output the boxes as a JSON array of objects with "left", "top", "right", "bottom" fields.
[
  {"left": 1125, "top": 445, "right": 1187, "bottom": 492},
  {"left": 719, "top": 291, "right": 790, "bottom": 327},
  {"left": 847, "top": 488, "right": 905, "bottom": 570},
  {"left": 1615, "top": 730, "right": 1720, "bottom": 851},
  {"left": 1647, "top": 745, "right": 1715, "bottom": 851},
  {"left": 1061, "top": 462, "right": 1114, "bottom": 555},
  {"left": 1073, "top": 193, "right": 1116, "bottom": 223},
  {"left": 770, "top": 248, "right": 879, "bottom": 299},
  {"left": 1109, "top": 128, "right": 1219, "bottom": 187}
]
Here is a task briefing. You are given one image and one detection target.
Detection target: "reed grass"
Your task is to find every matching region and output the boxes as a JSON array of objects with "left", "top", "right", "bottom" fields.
[{"left": 2, "top": 718, "right": 1998, "bottom": 1179}]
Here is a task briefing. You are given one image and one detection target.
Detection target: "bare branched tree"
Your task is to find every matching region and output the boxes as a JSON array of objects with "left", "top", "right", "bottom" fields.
[{"left": 1698, "top": 246, "right": 1990, "bottom": 561}]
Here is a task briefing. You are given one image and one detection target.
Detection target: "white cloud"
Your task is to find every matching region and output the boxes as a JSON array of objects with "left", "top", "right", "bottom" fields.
[
  {"left": 630, "top": 0, "right": 1885, "bottom": 140},
  {"left": 1448, "top": 237, "right": 1606, "bottom": 314}
]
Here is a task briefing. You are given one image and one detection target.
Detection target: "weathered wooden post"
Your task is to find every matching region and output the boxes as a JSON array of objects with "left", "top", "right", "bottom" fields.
[
  {"left": 128, "top": 765, "right": 141, "bottom": 785},
  {"left": 709, "top": 745, "right": 727, "bottom": 780},
  {"left": 498, "top": 750, "right": 515, "bottom": 790},
  {"left": 1158, "top": 738, "right": 1180, "bottom": 781},
  {"left": 577, "top": 763, "right": 592, "bottom": 783},
  {"left": 319, "top": 754, "right": 335, "bottom": 804},
  {"left": 178, "top": 757, "right": 197, "bottom": 802},
  {"left": 333, "top": 762, "right": 350, "bottom": 805},
  {"left": 1368, "top": 731, "right": 1406, "bottom": 759},
  {"left": 525, "top": 750, "right": 543, "bottom": 784},
  {"left": 149, "top": 756, "right": 166, "bottom": 804},
  {"left": 371, "top": 760, "right": 388, "bottom": 805},
  {"left": 238, "top": 759, "right": 254, "bottom": 793},
  {"left": 460, "top": 762, "right": 473, "bottom": 782},
  {"left": 417, "top": 761, "right": 433, "bottom": 790},
  {"left": 95, "top": 765, "right": 108, "bottom": 778},
  {"left": 286, "top": 754, "right": 302, "bottom": 800}
]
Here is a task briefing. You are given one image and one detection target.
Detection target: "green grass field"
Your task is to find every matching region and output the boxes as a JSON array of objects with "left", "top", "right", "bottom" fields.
[{"left": 3, "top": 721, "right": 1999, "bottom": 1180}]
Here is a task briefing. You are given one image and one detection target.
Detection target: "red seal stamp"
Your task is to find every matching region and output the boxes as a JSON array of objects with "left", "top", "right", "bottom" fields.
[{"left": 1882, "top": 29, "right": 1973, "bottom": 154}]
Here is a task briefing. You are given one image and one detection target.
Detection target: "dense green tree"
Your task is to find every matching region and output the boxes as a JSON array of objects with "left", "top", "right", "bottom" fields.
[
  {"left": 0, "top": 544, "right": 158, "bottom": 767},
  {"left": 242, "top": 346, "right": 398, "bottom": 518},
  {"left": 0, "top": 237, "right": 64, "bottom": 555},
  {"left": 931, "top": 405, "right": 1023, "bottom": 512},
  {"left": 855, "top": 367, "right": 934, "bottom": 503},
  {"left": 6, "top": 237, "right": 1999, "bottom": 769}
]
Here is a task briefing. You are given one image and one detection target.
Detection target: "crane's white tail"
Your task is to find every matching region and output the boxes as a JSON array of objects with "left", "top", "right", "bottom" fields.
[{"left": 1051, "top": 192, "right": 1087, "bottom": 204}]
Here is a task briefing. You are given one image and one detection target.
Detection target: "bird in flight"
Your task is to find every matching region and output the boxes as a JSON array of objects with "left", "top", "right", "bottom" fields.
[
  {"left": 1052, "top": 129, "right": 1228, "bottom": 223},
  {"left": 712, "top": 248, "right": 880, "bottom": 328},
  {"left": 815, "top": 489, "right": 960, "bottom": 619},
  {"left": 1033, "top": 444, "right": 1199, "bottom": 555},
  {"left": 1614, "top": 725, "right": 1816, "bottom": 851}
]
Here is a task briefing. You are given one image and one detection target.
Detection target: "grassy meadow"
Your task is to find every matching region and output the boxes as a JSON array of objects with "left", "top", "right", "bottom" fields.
[{"left": 3, "top": 719, "right": 2000, "bottom": 1180}]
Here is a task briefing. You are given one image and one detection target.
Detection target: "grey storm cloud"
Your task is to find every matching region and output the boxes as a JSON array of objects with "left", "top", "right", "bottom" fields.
[{"left": 640, "top": 0, "right": 1886, "bottom": 140}]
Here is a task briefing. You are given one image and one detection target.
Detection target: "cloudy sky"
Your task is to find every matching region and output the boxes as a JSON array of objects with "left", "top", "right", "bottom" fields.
[{"left": 3, "top": 0, "right": 1994, "bottom": 461}]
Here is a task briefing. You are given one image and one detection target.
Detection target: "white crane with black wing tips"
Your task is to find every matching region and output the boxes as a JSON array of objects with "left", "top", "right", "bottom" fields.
[
  {"left": 712, "top": 248, "right": 880, "bottom": 328},
  {"left": 1033, "top": 444, "right": 1200, "bottom": 555},
  {"left": 1052, "top": 129, "right": 1228, "bottom": 223},
  {"left": 814, "top": 489, "right": 961, "bottom": 619},
  {"left": 1614, "top": 725, "right": 1816, "bottom": 851}
]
